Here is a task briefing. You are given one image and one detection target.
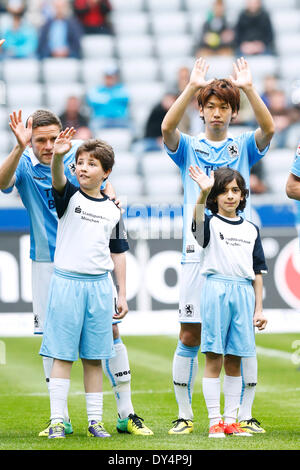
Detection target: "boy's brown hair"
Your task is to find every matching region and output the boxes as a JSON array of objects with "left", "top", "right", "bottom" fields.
[
  {"left": 75, "top": 139, "right": 115, "bottom": 173},
  {"left": 197, "top": 79, "right": 240, "bottom": 116},
  {"left": 206, "top": 167, "right": 249, "bottom": 214}
]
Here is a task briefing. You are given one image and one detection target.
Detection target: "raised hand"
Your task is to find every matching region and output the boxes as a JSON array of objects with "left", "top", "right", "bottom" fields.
[
  {"left": 53, "top": 127, "right": 76, "bottom": 157},
  {"left": 189, "top": 165, "right": 214, "bottom": 193},
  {"left": 9, "top": 110, "right": 32, "bottom": 149},
  {"left": 229, "top": 57, "right": 253, "bottom": 91},
  {"left": 189, "top": 57, "right": 214, "bottom": 91}
]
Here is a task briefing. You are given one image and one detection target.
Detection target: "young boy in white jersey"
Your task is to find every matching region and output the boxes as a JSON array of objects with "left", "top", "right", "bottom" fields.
[
  {"left": 190, "top": 165, "right": 267, "bottom": 437},
  {"left": 161, "top": 57, "right": 274, "bottom": 434},
  {"left": 0, "top": 109, "right": 153, "bottom": 436},
  {"left": 39, "top": 133, "right": 129, "bottom": 438}
]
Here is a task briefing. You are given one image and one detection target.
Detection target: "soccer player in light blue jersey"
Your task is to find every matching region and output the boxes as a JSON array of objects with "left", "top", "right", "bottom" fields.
[
  {"left": 0, "top": 109, "right": 153, "bottom": 436},
  {"left": 161, "top": 57, "right": 274, "bottom": 435}
]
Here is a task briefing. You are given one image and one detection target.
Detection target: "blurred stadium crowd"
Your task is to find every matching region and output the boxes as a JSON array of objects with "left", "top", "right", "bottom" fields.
[{"left": 0, "top": 0, "right": 300, "bottom": 204}]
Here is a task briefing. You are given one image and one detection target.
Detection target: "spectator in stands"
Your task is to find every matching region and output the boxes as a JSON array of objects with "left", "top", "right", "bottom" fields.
[
  {"left": 0, "top": 1, "right": 38, "bottom": 58},
  {"left": 133, "top": 91, "right": 177, "bottom": 153},
  {"left": 86, "top": 66, "right": 130, "bottom": 132},
  {"left": 73, "top": 0, "right": 113, "bottom": 35},
  {"left": 195, "top": 0, "right": 235, "bottom": 57},
  {"left": 267, "top": 89, "right": 294, "bottom": 148},
  {"left": 235, "top": 0, "right": 275, "bottom": 56},
  {"left": 59, "top": 95, "right": 90, "bottom": 136},
  {"left": 37, "top": 0, "right": 83, "bottom": 59},
  {"left": 250, "top": 160, "right": 267, "bottom": 194}
]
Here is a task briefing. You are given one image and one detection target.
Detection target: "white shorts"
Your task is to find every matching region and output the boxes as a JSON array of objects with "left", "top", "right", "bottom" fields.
[
  {"left": 32, "top": 261, "right": 119, "bottom": 335},
  {"left": 178, "top": 263, "right": 205, "bottom": 324}
]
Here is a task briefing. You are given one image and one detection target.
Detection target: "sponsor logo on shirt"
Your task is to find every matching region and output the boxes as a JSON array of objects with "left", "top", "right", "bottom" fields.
[
  {"left": 219, "top": 232, "right": 224, "bottom": 240},
  {"left": 296, "top": 145, "right": 300, "bottom": 158},
  {"left": 33, "top": 176, "right": 47, "bottom": 180},
  {"left": 227, "top": 143, "right": 239, "bottom": 158},
  {"left": 75, "top": 206, "right": 82, "bottom": 213}
]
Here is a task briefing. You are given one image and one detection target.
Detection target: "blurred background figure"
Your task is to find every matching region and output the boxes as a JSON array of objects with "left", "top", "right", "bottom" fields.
[
  {"left": 59, "top": 95, "right": 90, "bottom": 136},
  {"left": 133, "top": 91, "right": 178, "bottom": 153},
  {"left": 0, "top": 0, "right": 38, "bottom": 58},
  {"left": 267, "top": 89, "right": 294, "bottom": 149},
  {"left": 37, "top": 0, "right": 83, "bottom": 59},
  {"left": 86, "top": 66, "right": 130, "bottom": 132},
  {"left": 235, "top": 0, "right": 275, "bottom": 56},
  {"left": 195, "top": 0, "right": 235, "bottom": 57},
  {"left": 73, "top": 0, "right": 113, "bottom": 35}
]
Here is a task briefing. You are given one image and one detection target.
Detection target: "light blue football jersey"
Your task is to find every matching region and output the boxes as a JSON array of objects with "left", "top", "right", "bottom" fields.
[
  {"left": 164, "top": 131, "right": 269, "bottom": 263},
  {"left": 289, "top": 142, "right": 300, "bottom": 238},
  {"left": 2, "top": 140, "right": 84, "bottom": 262}
]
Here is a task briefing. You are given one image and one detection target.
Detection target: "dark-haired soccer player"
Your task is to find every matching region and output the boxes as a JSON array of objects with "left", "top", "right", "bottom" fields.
[
  {"left": 161, "top": 57, "right": 274, "bottom": 434},
  {"left": 190, "top": 166, "right": 267, "bottom": 437}
]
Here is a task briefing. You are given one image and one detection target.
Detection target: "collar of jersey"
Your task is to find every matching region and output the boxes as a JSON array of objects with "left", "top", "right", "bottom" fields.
[
  {"left": 79, "top": 188, "right": 109, "bottom": 202},
  {"left": 197, "top": 132, "right": 234, "bottom": 143},
  {"left": 214, "top": 213, "right": 244, "bottom": 225}
]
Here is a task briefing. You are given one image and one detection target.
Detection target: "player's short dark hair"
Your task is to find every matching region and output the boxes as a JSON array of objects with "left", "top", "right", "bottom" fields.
[
  {"left": 206, "top": 167, "right": 249, "bottom": 214},
  {"left": 197, "top": 79, "right": 240, "bottom": 117},
  {"left": 75, "top": 139, "right": 115, "bottom": 173},
  {"left": 27, "top": 109, "right": 62, "bottom": 130}
]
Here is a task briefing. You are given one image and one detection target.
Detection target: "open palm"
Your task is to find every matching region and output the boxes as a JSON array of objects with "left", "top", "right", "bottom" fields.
[
  {"left": 190, "top": 57, "right": 214, "bottom": 90},
  {"left": 9, "top": 110, "right": 32, "bottom": 148},
  {"left": 54, "top": 127, "right": 76, "bottom": 156},
  {"left": 189, "top": 165, "right": 214, "bottom": 192},
  {"left": 229, "top": 57, "right": 252, "bottom": 90}
]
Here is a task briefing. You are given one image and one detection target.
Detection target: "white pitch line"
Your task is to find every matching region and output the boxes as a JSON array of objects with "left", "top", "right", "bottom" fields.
[{"left": 256, "top": 346, "right": 292, "bottom": 361}]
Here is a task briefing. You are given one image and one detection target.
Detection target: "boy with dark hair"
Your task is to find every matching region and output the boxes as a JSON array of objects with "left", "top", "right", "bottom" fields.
[
  {"left": 161, "top": 56, "right": 274, "bottom": 434},
  {"left": 40, "top": 132, "right": 128, "bottom": 439},
  {"left": 190, "top": 165, "right": 267, "bottom": 437}
]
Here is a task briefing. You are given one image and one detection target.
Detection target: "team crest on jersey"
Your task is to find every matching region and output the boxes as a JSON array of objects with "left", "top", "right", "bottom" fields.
[
  {"left": 227, "top": 143, "right": 239, "bottom": 158},
  {"left": 296, "top": 145, "right": 300, "bottom": 158},
  {"left": 68, "top": 162, "right": 76, "bottom": 175},
  {"left": 184, "top": 304, "right": 194, "bottom": 317}
]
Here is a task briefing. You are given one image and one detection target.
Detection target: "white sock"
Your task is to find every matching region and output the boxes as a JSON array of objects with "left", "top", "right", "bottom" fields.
[
  {"left": 49, "top": 378, "right": 70, "bottom": 424},
  {"left": 43, "top": 357, "right": 70, "bottom": 422},
  {"left": 238, "top": 356, "right": 257, "bottom": 422},
  {"left": 202, "top": 377, "right": 221, "bottom": 427},
  {"left": 223, "top": 375, "right": 243, "bottom": 425},
  {"left": 86, "top": 392, "right": 103, "bottom": 424},
  {"left": 172, "top": 342, "right": 199, "bottom": 420},
  {"left": 102, "top": 340, "right": 134, "bottom": 419}
]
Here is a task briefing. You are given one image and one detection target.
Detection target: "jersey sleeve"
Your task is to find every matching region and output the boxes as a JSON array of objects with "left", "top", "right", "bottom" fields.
[
  {"left": 109, "top": 213, "right": 130, "bottom": 253},
  {"left": 191, "top": 214, "right": 211, "bottom": 248},
  {"left": 252, "top": 226, "right": 268, "bottom": 274},
  {"left": 52, "top": 179, "right": 78, "bottom": 219},
  {"left": 245, "top": 131, "right": 269, "bottom": 168},
  {"left": 290, "top": 143, "right": 300, "bottom": 177},
  {"left": 163, "top": 132, "right": 191, "bottom": 169}
]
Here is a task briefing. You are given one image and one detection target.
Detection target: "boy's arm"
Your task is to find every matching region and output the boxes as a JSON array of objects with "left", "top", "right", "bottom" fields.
[
  {"left": 252, "top": 274, "right": 267, "bottom": 330},
  {"left": 0, "top": 110, "right": 32, "bottom": 189},
  {"left": 229, "top": 58, "right": 274, "bottom": 151},
  {"left": 110, "top": 252, "right": 128, "bottom": 320},
  {"left": 189, "top": 166, "right": 214, "bottom": 245},
  {"left": 51, "top": 128, "right": 76, "bottom": 192},
  {"left": 161, "top": 57, "right": 213, "bottom": 151},
  {"left": 286, "top": 172, "right": 300, "bottom": 201}
]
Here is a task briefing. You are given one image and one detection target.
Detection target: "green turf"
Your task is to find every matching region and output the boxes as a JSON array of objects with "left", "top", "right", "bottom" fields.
[{"left": 0, "top": 334, "right": 299, "bottom": 450}]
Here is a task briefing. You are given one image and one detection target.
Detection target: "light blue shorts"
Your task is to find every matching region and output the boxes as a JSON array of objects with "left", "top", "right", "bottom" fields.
[
  {"left": 200, "top": 274, "right": 256, "bottom": 357},
  {"left": 40, "top": 268, "right": 115, "bottom": 362}
]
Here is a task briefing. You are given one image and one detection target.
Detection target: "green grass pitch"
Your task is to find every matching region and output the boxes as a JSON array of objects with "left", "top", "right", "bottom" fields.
[{"left": 0, "top": 333, "right": 299, "bottom": 451}]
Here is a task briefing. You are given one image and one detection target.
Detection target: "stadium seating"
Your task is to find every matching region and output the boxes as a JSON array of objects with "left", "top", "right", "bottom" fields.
[{"left": 0, "top": 0, "right": 299, "bottom": 206}]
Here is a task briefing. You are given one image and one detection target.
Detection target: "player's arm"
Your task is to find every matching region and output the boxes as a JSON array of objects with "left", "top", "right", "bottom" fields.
[
  {"left": 111, "top": 252, "right": 128, "bottom": 320},
  {"left": 252, "top": 273, "right": 267, "bottom": 330},
  {"left": 189, "top": 165, "right": 214, "bottom": 245},
  {"left": 52, "top": 127, "right": 76, "bottom": 193},
  {"left": 161, "top": 57, "right": 213, "bottom": 151},
  {"left": 0, "top": 110, "right": 32, "bottom": 189},
  {"left": 286, "top": 172, "right": 300, "bottom": 201},
  {"left": 229, "top": 57, "right": 274, "bottom": 151}
]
